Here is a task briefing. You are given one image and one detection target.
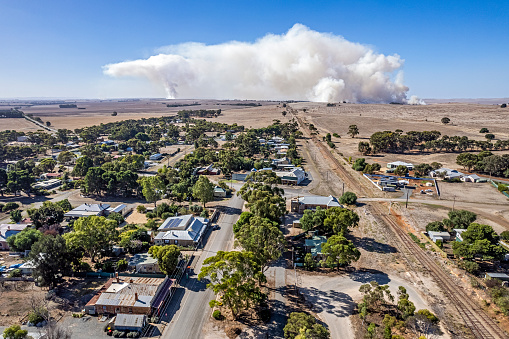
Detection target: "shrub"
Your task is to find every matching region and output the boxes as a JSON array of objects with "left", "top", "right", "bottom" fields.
[
  {"left": 500, "top": 231, "right": 509, "bottom": 241},
  {"left": 2, "top": 202, "right": 19, "bottom": 212},
  {"left": 459, "top": 260, "right": 479, "bottom": 274},
  {"left": 501, "top": 103, "right": 507, "bottom": 108},
  {"left": 108, "top": 212, "right": 125, "bottom": 225},
  {"left": 28, "top": 311, "right": 45, "bottom": 325},
  {"left": 145, "top": 219, "right": 159, "bottom": 230},
  {"left": 190, "top": 205, "right": 203, "bottom": 214},
  {"left": 9, "top": 269, "right": 22, "bottom": 277},
  {"left": 480, "top": 128, "right": 490, "bottom": 133},
  {"left": 150, "top": 316, "right": 159, "bottom": 323},
  {"left": 112, "top": 330, "right": 125, "bottom": 338},
  {"left": 339, "top": 191, "right": 357, "bottom": 205},
  {"left": 435, "top": 239, "right": 443, "bottom": 248},
  {"left": 200, "top": 209, "right": 209, "bottom": 218},
  {"left": 416, "top": 309, "right": 439, "bottom": 324},
  {"left": 146, "top": 212, "right": 156, "bottom": 219},
  {"left": 352, "top": 158, "right": 366, "bottom": 171},
  {"left": 485, "top": 133, "right": 495, "bottom": 140},
  {"left": 333, "top": 133, "right": 340, "bottom": 138},
  {"left": 136, "top": 205, "right": 146, "bottom": 213},
  {"left": 127, "top": 332, "right": 140, "bottom": 338},
  {"left": 212, "top": 310, "right": 222, "bottom": 320},
  {"left": 161, "top": 212, "right": 172, "bottom": 219},
  {"left": 116, "top": 259, "right": 128, "bottom": 271}
]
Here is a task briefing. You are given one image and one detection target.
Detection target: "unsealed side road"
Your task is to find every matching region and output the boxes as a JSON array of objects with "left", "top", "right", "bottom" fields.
[{"left": 159, "top": 194, "right": 243, "bottom": 339}]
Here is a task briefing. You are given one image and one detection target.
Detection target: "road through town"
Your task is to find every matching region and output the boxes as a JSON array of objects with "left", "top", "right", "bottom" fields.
[{"left": 160, "top": 194, "right": 243, "bottom": 339}]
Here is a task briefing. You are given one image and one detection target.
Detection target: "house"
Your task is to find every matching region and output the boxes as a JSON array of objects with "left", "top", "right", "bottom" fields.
[
  {"left": 485, "top": 272, "right": 509, "bottom": 282},
  {"left": 429, "top": 168, "right": 464, "bottom": 180},
  {"left": 213, "top": 186, "right": 227, "bottom": 198},
  {"left": 149, "top": 153, "right": 162, "bottom": 161},
  {"left": 461, "top": 174, "right": 487, "bottom": 183},
  {"left": 0, "top": 224, "right": 31, "bottom": 250},
  {"left": 41, "top": 172, "right": 62, "bottom": 180},
  {"left": 107, "top": 204, "right": 131, "bottom": 217},
  {"left": 19, "top": 261, "right": 35, "bottom": 275},
  {"left": 272, "top": 157, "right": 291, "bottom": 167},
  {"left": 291, "top": 195, "right": 342, "bottom": 213},
  {"left": 128, "top": 253, "right": 161, "bottom": 274},
  {"left": 275, "top": 168, "right": 306, "bottom": 185},
  {"left": 86, "top": 274, "right": 174, "bottom": 316},
  {"left": 154, "top": 214, "right": 209, "bottom": 247},
  {"left": 428, "top": 231, "right": 451, "bottom": 243},
  {"left": 64, "top": 203, "right": 110, "bottom": 219},
  {"left": 305, "top": 236, "right": 327, "bottom": 258},
  {"left": 454, "top": 229, "right": 467, "bottom": 242},
  {"left": 387, "top": 161, "right": 414, "bottom": 170},
  {"left": 114, "top": 314, "right": 146, "bottom": 332},
  {"left": 195, "top": 164, "right": 220, "bottom": 175}
]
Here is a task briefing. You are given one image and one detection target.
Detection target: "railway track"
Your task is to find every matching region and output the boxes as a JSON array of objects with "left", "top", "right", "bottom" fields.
[{"left": 294, "top": 112, "right": 508, "bottom": 339}]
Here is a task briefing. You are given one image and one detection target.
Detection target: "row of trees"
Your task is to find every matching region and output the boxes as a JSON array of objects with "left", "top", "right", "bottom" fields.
[
  {"left": 364, "top": 129, "right": 509, "bottom": 155},
  {"left": 457, "top": 151, "right": 509, "bottom": 177}
]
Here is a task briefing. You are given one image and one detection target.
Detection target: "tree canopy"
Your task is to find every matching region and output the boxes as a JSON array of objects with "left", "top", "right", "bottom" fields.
[
  {"left": 323, "top": 207, "right": 359, "bottom": 235},
  {"left": 321, "top": 235, "right": 361, "bottom": 270},
  {"left": 29, "top": 235, "right": 71, "bottom": 289},
  {"left": 148, "top": 245, "right": 181, "bottom": 275},
  {"left": 284, "top": 312, "right": 330, "bottom": 339},
  {"left": 7, "top": 228, "right": 42, "bottom": 252},
  {"left": 192, "top": 175, "right": 214, "bottom": 207},
  {"left": 452, "top": 223, "right": 505, "bottom": 260}
]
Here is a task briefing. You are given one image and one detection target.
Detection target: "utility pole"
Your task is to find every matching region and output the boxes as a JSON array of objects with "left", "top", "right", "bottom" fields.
[
  {"left": 389, "top": 201, "right": 392, "bottom": 215},
  {"left": 452, "top": 195, "right": 456, "bottom": 211},
  {"left": 405, "top": 190, "right": 409, "bottom": 208},
  {"left": 342, "top": 182, "right": 345, "bottom": 196}
]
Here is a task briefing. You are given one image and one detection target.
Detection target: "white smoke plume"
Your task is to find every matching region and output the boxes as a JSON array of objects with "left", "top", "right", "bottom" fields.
[{"left": 104, "top": 24, "right": 421, "bottom": 104}]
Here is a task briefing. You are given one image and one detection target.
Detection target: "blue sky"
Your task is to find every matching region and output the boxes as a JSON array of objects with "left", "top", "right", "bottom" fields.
[{"left": 0, "top": 0, "right": 507, "bottom": 99}]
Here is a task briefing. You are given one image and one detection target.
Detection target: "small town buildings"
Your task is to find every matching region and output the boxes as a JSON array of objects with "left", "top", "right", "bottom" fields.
[
  {"left": 291, "top": 195, "right": 342, "bottom": 213},
  {"left": 428, "top": 231, "right": 451, "bottom": 243},
  {"left": 0, "top": 224, "right": 31, "bottom": 250},
  {"left": 107, "top": 204, "right": 130, "bottom": 217},
  {"left": 19, "top": 261, "right": 35, "bottom": 275},
  {"left": 64, "top": 203, "right": 110, "bottom": 219},
  {"left": 485, "top": 272, "right": 509, "bottom": 282},
  {"left": 86, "top": 275, "right": 174, "bottom": 316},
  {"left": 128, "top": 253, "right": 161, "bottom": 274},
  {"left": 213, "top": 186, "right": 227, "bottom": 198},
  {"left": 387, "top": 161, "right": 414, "bottom": 170},
  {"left": 461, "top": 174, "right": 487, "bottom": 183},
  {"left": 41, "top": 172, "right": 62, "bottom": 180},
  {"left": 305, "top": 236, "right": 327, "bottom": 258},
  {"left": 275, "top": 168, "right": 306, "bottom": 185},
  {"left": 149, "top": 153, "right": 162, "bottom": 161},
  {"left": 154, "top": 214, "right": 209, "bottom": 247},
  {"left": 195, "top": 164, "right": 220, "bottom": 175},
  {"left": 430, "top": 168, "right": 464, "bottom": 180},
  {"left": 114, "top": 314, "right": 146, "bottom": 332}
]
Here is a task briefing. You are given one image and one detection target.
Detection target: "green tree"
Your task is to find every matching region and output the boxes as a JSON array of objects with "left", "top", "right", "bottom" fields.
[
  {"left": 456, "top": 153, "right": 478, "bottom": 171},
  {"left": 479, "top": 128, "right": 489, "bottom": 133},
  {"left": 2, "top": 325, "right": 30, "bottom": 339},
  {"left": 348, "top": 125, "right": 359, "bottom": 138},
  {"left": 72, "top": 155, "right": 93, "bottom": 177},
  {"left": 413, "top": 163, "right": 432, "bottom": 177},
  {"left": 234, "top": 216, "right": 286, "bottom": 272},
  {"left": 198, "top": 251, "right": 266, "bottom": 319},
  {"left": 30, "top": 201, "right": 64, "bottom": 229},
  {"left": 7, "top": 170, "right": 34, "bottom": 197},
  {"left": 339, "top": 192, "right": 357, "bottom": 205},
  {"left": 441, "top": 117, "right": 450, "bottom": 125},
  {"left": 452, "top": 223, "right": 505, "bottom": 260},
  {"left": 0, "top": 168, "right": 7, "bottom": 196},
  {"left": 38, "top": 158, "right": 57, "bottom": 173},
  {"left": 29, "top": 235, "right": 71, "bottom": 288},
  {"left": 284, "top": 312, "right": 330, "bottom": 339},
  {"left": 394, "top": 165, "right": 409, "bottom": 177},
  {"left": 57, "top": 151, "right": 75, "bottom": 169},
  {"left": 7, "top": 228, "right": 42, "bottom": 252},
  {"left": 55, "top": 199, "right": 72, "bottom": 212},
  {"left": 358, "top": 281, "right": 394, "bottom": 313},
  {"left": 10, "top": 209, "right": 22, "bottom": 223},
  {"left": 299, "top": 207, "right": 326, "bottom": 232},
  {"left": 321, "top": 235, "right": 360, "bottom": 270},
  {"left": 323, "top": 207, "right": 359, "bottom": 235},
  {"left": 139, "top": 175, "right": 166, "bottom": 207},
  {"left": 447, "top": 209, "right": 476, "bottom": 229},
  {"left": 425, "top": 221, "right": 445, "bottom": 232},
  {"left": 64, "top": 216, "right": 118, "bottom": 262},
  {"left": 358, "top": 141, "right": 371, "bottom": 155},
  {"left": 397, "top": 286, "right": 416, "bottom": 319},
  {"left": 148, "top": 245, "right": 181, "bottom": 275},
  {"left": 485, "top": 133, "right": 495, "bottom": 140},
  {"left": 192, "top": 175, "right": 214, "bottom": 207}
]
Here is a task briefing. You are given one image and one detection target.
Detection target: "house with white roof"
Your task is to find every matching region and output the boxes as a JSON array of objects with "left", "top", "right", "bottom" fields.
[
  {"left": 430, "top": 168, "right": 464, "bottom": 180},
  {"left": 64, "top": 203, "right": 110, "bottom": 219},
  {"left": 387, "top": 161, "right": 414, "bottom": 170},
  {"left": 291, "top": 195, "right": 342, "bottom": 213},
  {"left": 275, "top": 168, "right": 306, "bottom": 185},
  {"left": 0, "top": 224, "right": 31, "bottom": 250},
  {"left": 461, "top": 174, "right": 487, "bottom": 183},
  {"left": 128, "top": 253, "right": 161, "bottom": 274},
  {"left": 154, "top": 214, "right": 209, "bottom": 247}
]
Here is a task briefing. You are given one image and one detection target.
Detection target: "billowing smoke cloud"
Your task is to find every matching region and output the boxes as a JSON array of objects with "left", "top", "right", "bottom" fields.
[{"left": 104, "top": 24, "right": 421, "bottom": 104}]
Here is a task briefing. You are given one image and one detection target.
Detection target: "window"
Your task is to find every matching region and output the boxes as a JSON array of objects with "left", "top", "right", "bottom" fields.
[
  {"left": 174, "top": 240, "right": 178, "bottom": 245},
  {"left": 165, "top": 239, "right": 169, "bottom": 244},
  {"left": 115, "top": 307, "right": 120, "bottom": 313},
  {"left": 128, "top": 308, "right": 133, "bottom": 314}
]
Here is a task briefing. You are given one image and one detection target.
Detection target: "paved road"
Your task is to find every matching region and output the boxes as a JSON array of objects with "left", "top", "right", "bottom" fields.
[{"left": 160, "top": 194, "right": 243, "bottom": 339}]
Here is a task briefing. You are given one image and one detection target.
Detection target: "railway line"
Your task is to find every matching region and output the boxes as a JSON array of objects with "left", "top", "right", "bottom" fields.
[{"left": 293, "top": 112, "right": 508, "bottom": 339}]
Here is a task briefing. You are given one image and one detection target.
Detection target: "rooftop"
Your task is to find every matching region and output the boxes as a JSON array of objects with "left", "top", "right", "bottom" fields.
[
  {"left": 114, "top": 314, "right": 146, "bottom": 328},
  {"left": 298, "top": 195, "right": 342, "bottom": 208}
]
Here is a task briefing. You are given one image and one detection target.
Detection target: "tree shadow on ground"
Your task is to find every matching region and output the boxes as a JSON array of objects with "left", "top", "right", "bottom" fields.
[
  {"left": 350, "top": 235, "right": 398, "bottom": 254},
  {"left": 297, "top": 286, "right": 355, "bottom": 318},
  {"left": 349, "top": 269, "right": 391, "bottom": 285}
]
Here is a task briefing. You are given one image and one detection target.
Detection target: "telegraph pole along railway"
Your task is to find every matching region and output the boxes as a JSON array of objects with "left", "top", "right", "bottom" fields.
[{"left": 292, "top": 108, "right": 508, "bottom": 339}]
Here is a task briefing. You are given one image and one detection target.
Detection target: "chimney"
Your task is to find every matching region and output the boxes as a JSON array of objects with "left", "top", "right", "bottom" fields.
[
  {"left": 135, "top": 292, "right": 138, "bottom": 300},
  {"left": 130, "top": 279, "right": 133, "bottom": 283},
  {"left": 115, "top": 272, "right": 119, "bottom": 283},
  {"left": 7, "top": 225, "right": 10, "bottom": 231}
]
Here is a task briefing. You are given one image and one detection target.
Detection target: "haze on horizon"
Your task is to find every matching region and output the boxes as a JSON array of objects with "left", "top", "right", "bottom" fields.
[{"left": 0, "top": 0, "right": 507, "bottom": 100}]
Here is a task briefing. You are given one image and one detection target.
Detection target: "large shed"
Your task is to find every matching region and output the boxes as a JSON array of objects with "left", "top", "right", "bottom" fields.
[{"left": 114, "top": 314, "right": 146, "bottom": 332}]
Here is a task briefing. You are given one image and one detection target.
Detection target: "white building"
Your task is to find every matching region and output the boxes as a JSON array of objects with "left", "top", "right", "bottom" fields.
[
  {"left": 428, "top": 231, "right": 451, "bottom": 243},
  {"left": 64, "top": 203, "right": 110, "bottom": 219},
  {"left": 154, "top": 214, "right": 209, "bottom": 247},
  {"left": 149, "top": 153, "right": 162, "bottom": 161},
  {"left": 461, "top": 174, "right": 486, "bottom": 183},
  {"left": 275, "top": 168, "right": 306, "bottom": 185},
  {"left": 430, "top": 168, "right": 464, "bottom": 180},
  {"left": 387, "top": 161, "right": 414, "bottom": 170}
]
